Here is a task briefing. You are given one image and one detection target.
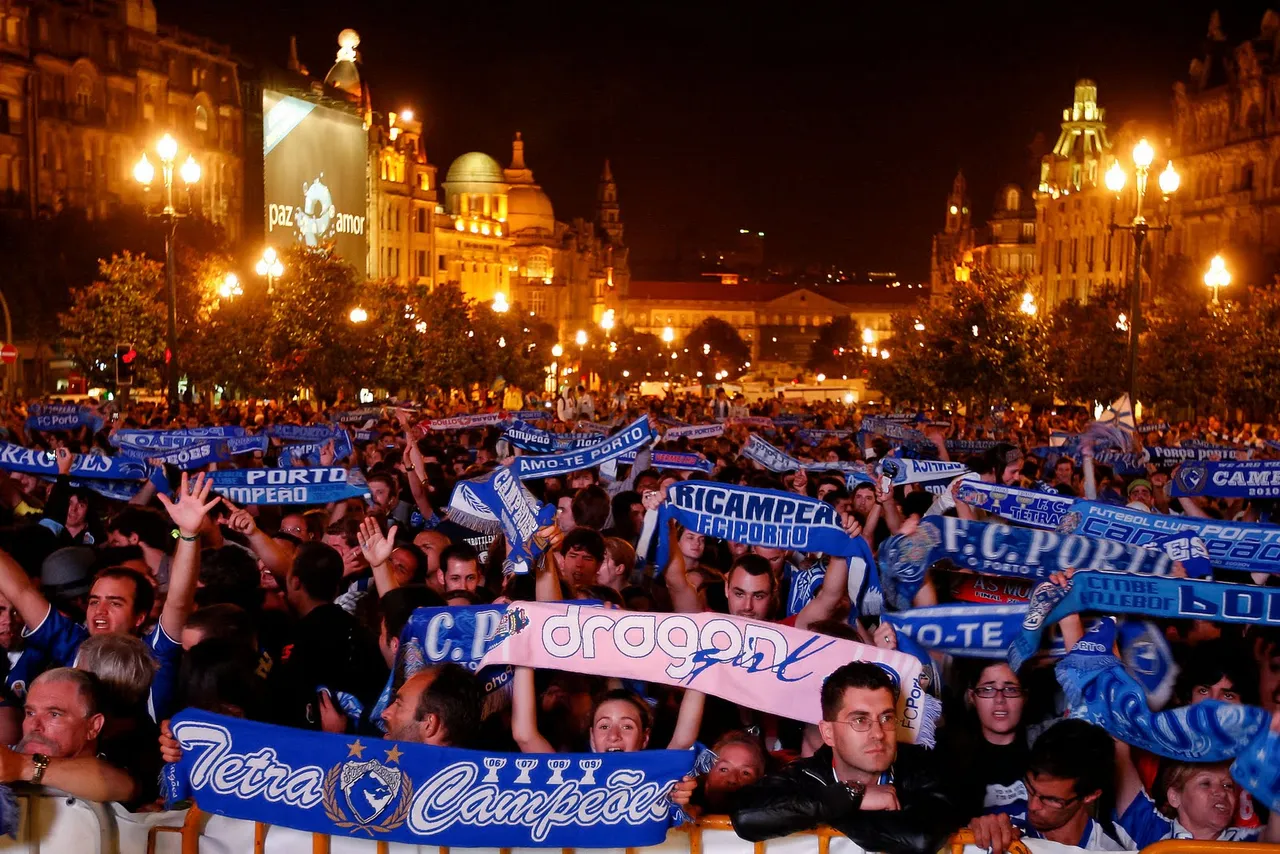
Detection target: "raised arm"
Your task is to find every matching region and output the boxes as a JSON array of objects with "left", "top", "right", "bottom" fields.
[
  {"left": 663, "top": 519, "right": 700, "bottom": 614},
  {"left": 356, "top": 515, "right": 400, "bottom": 596},
  {"left": 794, "top": 553, "right": 849, "bottom": 630},
  {"left": 155, "top": 472, "right": 220, "bottom": 640},
  {"left": 511, "top": 666, "right": 554, "bottom": 753},
  {"left": 0, "top": 546, "right": 52, "bottom": 632},
  {"left": 223, "top": 498, "right": 294, "bottom": 582},
  {"left": 536, "top": 525, "right": 564, "bottom": 602},
  {"left": 667, "top": 689, "right": 705, "bottom": 750}
]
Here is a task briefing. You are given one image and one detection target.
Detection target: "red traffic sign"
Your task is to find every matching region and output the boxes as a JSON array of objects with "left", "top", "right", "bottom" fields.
[{"left": 0, "top": 344, "right": 17, "bottom": 364}]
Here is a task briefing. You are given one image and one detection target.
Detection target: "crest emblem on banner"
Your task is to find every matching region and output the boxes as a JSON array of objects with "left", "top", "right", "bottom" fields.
[
  {"left": 323, "top": 745, "right": 412, "bottom": 834},
  {"left": 1174, "top": 462, "right": 1209, "bottom": 496},
  {"left": 1057, "top": 511, "right": 1083, "bottom": 535}
]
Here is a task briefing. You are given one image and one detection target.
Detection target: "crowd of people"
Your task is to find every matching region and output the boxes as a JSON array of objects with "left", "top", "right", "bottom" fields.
[{"left": 0, "top": 388, "right": 1275, "bottom": 854}]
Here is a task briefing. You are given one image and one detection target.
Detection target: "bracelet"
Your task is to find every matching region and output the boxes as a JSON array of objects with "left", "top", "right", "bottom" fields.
[{"left": 173, "top": 530, "right": 199, "bottom": 542}]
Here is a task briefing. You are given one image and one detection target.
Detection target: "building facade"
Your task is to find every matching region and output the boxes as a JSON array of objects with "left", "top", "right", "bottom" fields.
[{"left": 0, "top": 0, "right": 243, "bottom": 236}]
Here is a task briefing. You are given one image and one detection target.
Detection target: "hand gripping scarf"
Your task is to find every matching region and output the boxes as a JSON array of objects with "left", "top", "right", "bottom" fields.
[{"left": 445, "top": 466, "right": 555, "bottom": 575}]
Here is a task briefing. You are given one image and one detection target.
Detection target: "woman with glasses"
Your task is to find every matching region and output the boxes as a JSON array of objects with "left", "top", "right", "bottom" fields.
[{"left": 943, "top": 661, "right": 1031, "bottom": 818}]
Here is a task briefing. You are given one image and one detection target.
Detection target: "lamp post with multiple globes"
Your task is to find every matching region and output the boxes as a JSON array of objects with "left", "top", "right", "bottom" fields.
[
  {"left": 1204, "top": 254, "right": 1231, "bottom": 306},
  {"left": 1104, "top": 137, "right": 1179, "bottom": 410},
  {"left": 134, "top": 133, "right": 200, "bottom": 412},
  {"left": 255, "top": 247, "right": 284, "bottom": 295}
]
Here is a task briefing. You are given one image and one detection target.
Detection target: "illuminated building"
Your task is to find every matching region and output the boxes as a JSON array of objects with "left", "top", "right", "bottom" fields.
[
  {"left": 928, "top": 171, "right": 973, "bottom": 303},
  {"left": 1034, "top": 79, "right": 1154, "bottom": 308},
  {"left": 0, "top": 0, "right": 243, "bottom": 234},
  {"left": 621, "top": 280, "right": 924, "bottom": 369},
  {"left": 1165, "top": 10, "right": 1280, "bottom": 283},
  {"left": 970, "top": 184, "right": 1036, "bottom": 275}
]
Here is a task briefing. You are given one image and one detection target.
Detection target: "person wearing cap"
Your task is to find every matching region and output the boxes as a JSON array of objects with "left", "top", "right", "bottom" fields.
[{"left": 1126, "top": 479, "right": 1154, "bottom": 512}]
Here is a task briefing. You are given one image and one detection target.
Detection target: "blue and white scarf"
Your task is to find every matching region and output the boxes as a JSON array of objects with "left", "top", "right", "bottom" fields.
[
  {"left": 208, "top": 467, "right": 370, "bottom": 505},
  {"left": 510, "top": 415, "right": 653, "bottom": 481},
  {"left": 117, "top": 435, "right": 268, "bottom": 469},
  {"left": 0, "top": 441, "right": 151, "bottom": 482},
  {"left": 428, "top": 413, "right": 507, "bottom": 431},
  {"left": 797, "top": 429, "right": 852, "bottom": 445},
  {"left": 743, "top": 434, "right": 870, "bottom": 480},
  {"left": 605, "top": 449, "right": 710, "bottom": 474},
  {"left": 1137, "top": 422, "right": 1169, "bottom": 434},
  {"left": 25, "top": 404, "right": 102, "bottom": 433},
  {"left": 508, "top": 409, "right": 552, "bottom": 422},
  {"left": 279, "top": 429, "right": 355, "bottom": 467},
  {"left": 879, "top": 457, "right": 968, "bottom": 485},
  {"left": 956, "top": 481, "right": 1074, "bottom": 530},
  {"left": 1010, "top": 569, "right": 1280, "bottom": 670},
  {"left": 877, "top": 516, "right": 1172, "bottom": 611},
  {"left": 445, "top": 467, "right": 554, "bottom": 575},
  {"left": 1035, "top": 447, "right": 1149, "bottom": 476},
  {"left": 334, "top": 407, "right": 383, "bottom": 425},
  {"left": 1149, "top": 445, "right": 1251, "bottom": 464},
  {"left": 861, "top": 416, "right": 931, "bottom": 446},
  {"left": 268, "top": 424, "right": 342, "bottom": 443},
  {"left": 663, "top": 422, "right": 725, "bottom": 442},
  {"left": 162, "top": 710, "right": 692, "bottom": 847},
  {"left": 502, "top": 420, "right": 563, "bottom": 454},
  {"left": 1055, "top": 619, "right": 1280, "bottom": 812},
  {"left": 111, "top": 426, "right": 247, "bottom": 449},
  {"left": 1058, "top": 501, "right": 1280, "bottom": 574},
  {"left": 657, "top": 481, "right": 877, "bottom": 575},
  {"left": 1172, "top": 460, "right": 1280, "bottom": 499},
  {"left": 946, "top": 439, "right": 998, "bottom": 455}
]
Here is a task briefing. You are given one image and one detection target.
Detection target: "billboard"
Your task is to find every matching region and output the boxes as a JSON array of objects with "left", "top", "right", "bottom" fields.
[{"left": 263, "top": 90, "right": 368, "bottom": 269}]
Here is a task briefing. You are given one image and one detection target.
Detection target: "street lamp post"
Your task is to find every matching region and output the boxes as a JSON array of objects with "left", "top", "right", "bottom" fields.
[
  {"left": 255, "top": 247, "right": 284, "bottom": 295},
  {"left": 1203, "top": 254, "right": 1231, "bottom": 306},
  {"left": 1105, "top": 138, "right": 1179, "bottom": 412},
  {"left": 134, "top": 133, "right": 200, "bottom": 413}
]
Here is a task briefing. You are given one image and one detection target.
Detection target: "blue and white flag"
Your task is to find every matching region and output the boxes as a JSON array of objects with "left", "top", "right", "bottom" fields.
[
  {"left": 877, "top": 516, "right": 1172, "bottom": 610},
  {"left": 162, "top": 710, "right": 691, "bottom": 847},
  {"left": 663, "top": 422, "right": 725, "bottom": 442},
  {"left": 25, "top": 404, "right": 102, "bottom": 433},
  {"left": 955, "top": 481, "right": 1075, "bottom": 530},
  {"left": 208, "top": 467, "right": 369, "bottom": 505},
  {"left": 510, "top": 415, "right": 653, "bottom": 481},
  {"left": 1097, "top": 394, "right": 1136, "bottom": 435},
  {"left": 1057, "top": 501, "right": 1280, "bottom": 574},
  {"left": 0, "top": 441, "right": 151, "bottom": 482},
  {"left": 427, "top": 413, "right": 507, "bottom": 432},
  {"left": 1172, "top": 460, "right": 1280, "bottom": 499},
  {"left": 446, "top": 467, "right": 554, "bottom": 575},
  {"left": 879, "top": 458, "right": 968, "bottom": 485}
]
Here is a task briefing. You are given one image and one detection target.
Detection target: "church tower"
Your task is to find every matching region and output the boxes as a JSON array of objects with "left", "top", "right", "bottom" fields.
[
  {"left": 597, "top": 159, "right": 624, "bottom": 245},
  {"left": 929, "top": 170, "right": 974, "bottom": 303}
]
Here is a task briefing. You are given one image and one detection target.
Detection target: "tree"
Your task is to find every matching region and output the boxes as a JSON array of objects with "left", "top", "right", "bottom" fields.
[
  {"left": 866, "top": 309, "right": 938, "bottom": 406},
  {"left": 1045, "top": 287, "right": 1128, "bottom": 406},
  {"left": 807, "top": 316, "right": 864, "bottom": 380},
  {"left": 58, "top": 253, "right": 168, "bottom": 388},
  {"left": 415, "top": 283, "right": 479, "bottom": 394},
  {"left": 685, "top": 317, "right": 751, "bottom": 380}
]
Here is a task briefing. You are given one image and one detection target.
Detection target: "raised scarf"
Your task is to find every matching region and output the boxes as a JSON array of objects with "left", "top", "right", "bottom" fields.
[
  {"left": 663, "top": 422, "right": 725, "bottom": 441},
  {"left": 208, "top": 467, "right": 370, "bottom": 505},
  {"left": 0, "top": 441, "right": 151, "bottom": 482},
  {"left": 955, "top": 480, "right": 1074, "bottom": 530},
  {"left": 1172, "top": 460, "right": 1280, "bottom": 499},
  {"left": 426, "top": 413, "right": 507, "bottom": 431},
  {"left": 444, "top": 467, "right": 554, "bottom": 575},
  {"left": 25, "top": 404, "right": 102, "bottom": 433},
  {"left": 510, "top": 415, "right": 653, "bottom": 481},
  {"left": 879, "top": 457, "right": 969, "bottom": 485}
]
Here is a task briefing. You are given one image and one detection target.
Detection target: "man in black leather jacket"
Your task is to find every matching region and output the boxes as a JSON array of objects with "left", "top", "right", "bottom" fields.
[{"left": 731, "top": 662, "right": 961, "bottom": 854}]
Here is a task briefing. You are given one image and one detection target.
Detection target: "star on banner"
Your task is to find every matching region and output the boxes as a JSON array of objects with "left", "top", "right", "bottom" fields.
[
  {"left": 347, "top": 739, "right": 366, "bottom": 758},
  {"left": 385, "top": 744, "right": 404, "bottom": 765}
]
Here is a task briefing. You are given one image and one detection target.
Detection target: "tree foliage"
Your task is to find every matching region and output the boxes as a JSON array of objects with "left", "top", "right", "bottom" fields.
[
  {"left": 807, "top": 316, "right": 864, "bottom": 380},
  {"left": 685, "top": 317, "right": 751, "bottom": 380},
  {"left": 58, "top": 252, "right": 168, "bottom": 387},
  {"left": 1045, "top": 286, "right": 1128, "bottom": 406}
]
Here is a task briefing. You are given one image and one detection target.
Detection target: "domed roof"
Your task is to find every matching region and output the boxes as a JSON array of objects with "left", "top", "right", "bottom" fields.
[
  {"left": 507, "top": 184, "right": 555, "bottom": 234},
  {"left": 445, "top": 152, "right": 505, "bottom": 186}
]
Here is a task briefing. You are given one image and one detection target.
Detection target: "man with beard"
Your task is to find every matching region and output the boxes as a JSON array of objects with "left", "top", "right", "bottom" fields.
[
  {"left": 379, "top": 663, "right": 482, "bottom": 747},
  {"left": 0, "top": 668, "right": 139, "bottom": 801}
]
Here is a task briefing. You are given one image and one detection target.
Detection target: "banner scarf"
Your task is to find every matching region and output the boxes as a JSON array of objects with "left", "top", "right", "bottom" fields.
[
  {"left": 427, "top": 413, "right": 507, "bottom": 431},
  {"left": 1137, "top": 422, "right": 1169, "bottom": 434},
  {"left": 25, "top": 403, "right": 103, "bottom": 433},
  {"left": 877, "top": 516, "right": 1172, "bottom": 611},
  {"left": 946, "top": 439, "right": 998, "bottom": 454},
  {"left": 1058, "top": 501, "right": 1280, "bottom": 575},
  {"left": 508, "top": 409, "right": 552, "bottom": 422},
  {"left": 0, "top": 440, "right": 152, "bottom": 482},
  {"left": 1053, "top": 619, "right": 1280, "bottom": 812},
  {"left": 605, "top": 449, "right": 711, "bottom": 474},
  {"left": 879, "top": 457, "right": 969, "bottom": 485},
  {"left": 742, "top": 434, "right": 871, "bottom": 480},
  {"left": 1034, "top": 446, "right": 1149, "bottom": 476},
  {"left": 1149, "top": 445, "right": 1252, "bottom": 464},
  {"left": 116, "top": 434, "right": 268, "bottom": 468},
  {"left": 267, "top": 424, "right": 342, "bottom": 442},
  {"left": 1010, "top": 569, "right": 1280, "bottom": 671},
  {"left": 663, "top": 422, "right": 725, "bottom": 442},
  {"left": 955, "top": 481, "right": 1075, "bottom": 530},
  {"left": 797, "top": 428, "right": 852, "bottom": 445},
  {"left": 510, "top": 415, "right": 653, "bottom": 481},
  {"left": 334, "top": 407, "right": 383, "bottom": 425},
  {"left": 575, "top": 420, "right": 610, "bottom": 434},
  {"left": 111, "top": 426, "right": 246, "bottom": 447},
  {"left": 162, "top": 709, "right": 691, "bottom": 846},
  {"left": 656, "top": 480, "right": 878, "bottom": 573},
  {"left": 444, "top": 467, "right": 555, "bottom": 575},
  {"left": 280, "top": 429, "right": 355, "bottom": 467},
  {"left": 478, "top": 601, "right": 938, "bottom": 747},
  {"left": 503, "top": 420, "right": 563, "bottom": 454},
  {"left": 369, "top": 604, "right": 527, "bottom": 730},
  {"left": 1172, "top": 460, "right": 1280, "bottom": 499},
  {"left": 861, "top": 416, "right": 929, "bottom": 445},
  {"left": 728, "top": 416, "right": 775, "bottom": 430},
  {"left": 208, "top": 466, "right": 369, "bottom": 505}
]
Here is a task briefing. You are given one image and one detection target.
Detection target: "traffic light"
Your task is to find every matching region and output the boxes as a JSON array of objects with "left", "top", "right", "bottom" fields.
[{"left": 115, "top": 343, "right": 136, "bottom": 387}]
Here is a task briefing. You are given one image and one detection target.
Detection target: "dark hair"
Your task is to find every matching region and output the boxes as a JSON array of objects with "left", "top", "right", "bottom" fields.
[
  {"left": 820, "top": 661, "right": 899, "bottom": 720},
  {"left": 367, "top": 471, "right": 398, "bottom": 494},
  {"left": 1174, "top": 640, "right": 1255, "bottom": 705},
  {"left": 965, "top": 659, "right": 1022, "bottom": 691},
  {"left": 609, "top": 490, "right": 643, "bottom": 537},
  {"left": 196, "top": 545, "right": 264, "bottom": 613},
  {"left": 591, "top": 687, "right": 651, "bottom": 732},
  {"left": 94, "top": 566, "right": 155, "bottom": 619},
  {"left": 416, "top": 663, "right": 482, "bottom": 747},
  {"left": 439, "top": 542, "right": 479, "bottom": 573},
  {"left": 380, "top": 585, "right": 445, "bottom": 644},
  {"left": 390, "top": 542, "right": 429, "bottom": 585},
  {"left": 561, "top": 527, "right": 605, "bottom": 562},
  {"left": 108, "top": 507, "right": 175, "bottom": 554},
  {"left": 290, "top": 542, "right": 344, "bottom": 603},
  {"left": 178, "top": 638, "right": 265, "bottom": 718},
  {"left": 571, "top": 485, "right": 611, "bottom": 531},
  {"left": 185, "top": 603, "right": 258, "bottom": 647},
  {"left": 1027, "top": 719, "right": 1115, "bottom": 799},
  {"left": 584, "top": 584, "right": 624, "bottom": 607},
  {"left": 727, "top": 554, "right": 775, "bottom": 592}
]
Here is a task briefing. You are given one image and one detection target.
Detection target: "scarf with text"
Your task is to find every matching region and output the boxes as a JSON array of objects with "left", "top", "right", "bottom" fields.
[
  {"left": 334, "top": 407, "right": 384, "bottom": 425},
  {"left": 0, "top": 441, "right": 151, "bottom": 482},
  {"left": 502, "top": 420, "right": 563, "bottom": 454},
  {"left": 604, "top": 449, "right": 711, "bottom": 475},
  {"left": 510, "top": 415, "right": 653, "bottom": 481},
  {"left": 479, "top": 601, "right": 937, "bottom": 746},
  {"left": 110, "top": 426, "right": 247, "bottom": 448},
  {"left": 25, "top": 403, "right": 102, "bottom": 433},
  {"left": 728, "top": 415, "right": 776, "bottom": 430},
  {"left": 1055, "top": 620, "right": 1280, "bottom": 812},
  {"left": 797, "top": 428, "right": 852, "bottom": 445},
  {"left": 208, "top": 466, "right": 369, "bottom": 505},
  {"left": 427, "top": 413, "right": 507, "bottom": 431},
  {"left": 117, "top": 435, "right": 268, "bottom": 470},
  {"left": 268, "top": 424, "right": 342, "bottom": 442},
  {"left": 444, "top": 467, "right": 554, "bottom": 575},
  {"left": 946, "top": 439, "right": 999, "bottom": 455},
  {"left": 663, "top": 422, "right": 725, "bottom": 442},
  {"left": 955, "top": 481, "right": 1074, "bottom": 530},
  {"left": 279, "top": 428, "right": 355, "bottom": 467},
  {"left": 1137, "top": 422, "right": 1170, "bottom": 434},
  {"left": 1058, "top": 501, "right": 1280, "bottom": 574},
  {"left": 878, "top": 516, "right": 1172, "bottom": 611},
  {"left": 1033, "top": 447, "right": 1149, "bottom": 476},
  {"left": 162, "top": 709, "right": 691, "bottom": 847},
  {"left": 742, "top": 434, "right": 871, "bottom": 480},
  {"left": 879, "top": 457, "right": 969, "bottom": 485},
  {"left": 1009, "top": 570, "right": 1280, "bottom": 671},
  {"left": 1149, "top": 445, "right": 1252, "bottom": 464},
  {"left": 1172, "top": 460, "right": 1280, "bottom": 499}
]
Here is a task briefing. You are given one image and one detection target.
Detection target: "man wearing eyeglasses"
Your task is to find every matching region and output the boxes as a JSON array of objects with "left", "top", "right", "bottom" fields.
[
  {"left": 731, "top": 662, "right": 959, "bottom": 854},
  {"left": 968, "top": 718, "right": 1136, "bottom": 853}
]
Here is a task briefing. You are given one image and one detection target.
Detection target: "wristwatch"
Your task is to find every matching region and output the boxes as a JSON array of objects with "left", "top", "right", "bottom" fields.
[
  {"left": 841, "top": 779, "right": 866, "bottom": 809},
  {"left": 29, "top": 753, "right": 49, "bottom": 785}
]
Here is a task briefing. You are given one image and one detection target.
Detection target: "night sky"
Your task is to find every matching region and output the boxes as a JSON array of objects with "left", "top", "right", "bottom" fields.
[{"left": 167, "top": 1, "right": 1276, "bottom": 280}]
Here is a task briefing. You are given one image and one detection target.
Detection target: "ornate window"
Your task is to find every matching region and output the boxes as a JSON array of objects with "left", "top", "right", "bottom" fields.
[
  {"left": 1005, "top": 187, "right": 1020, "bottom": 210},
  {"left": 194, "top": 104, "right": 208, "bottom": 132}
]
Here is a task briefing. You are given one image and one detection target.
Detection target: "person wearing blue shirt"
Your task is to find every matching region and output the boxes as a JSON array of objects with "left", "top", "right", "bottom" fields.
[{"left": 0, "top": 471, "right": 216, "bottom": 724}]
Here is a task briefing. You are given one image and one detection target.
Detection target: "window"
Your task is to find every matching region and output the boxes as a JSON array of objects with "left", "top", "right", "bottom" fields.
[
  {"left": 438, "top": 254, "right": 446, "bottom": 271},
  {"left": 1086, "top": 235, "right": 1096, "bottom": 271},
  {"left": 395, "top": 249, "right": 401, "bottom": 277},
  {"left": 1022, "top": 222, "right": 1034, "bottom": 239},
  {"left": 75, "top": 78, "right": 91, "bottom": 110},
  {"left": 0, "top": 101, "right": 8, "bottom": 136},
  {"left": 37, "top": 16, "right": 48, "bottom": 44},
  {"left": 530, "top": 289, "right": 547, "bottom": 316},
  {"left": 527, "top": 254, "right": 547, "bottom": 278},
  {"left": 417, "top": 171, "right": 429, "bottom": 191},
  {"left": 416, "top": 208, "right": 426, "bottom": 232},
  {"left": 416, "top": 250, "right": 426, "bottom": 277},
  {"left": 194, "top": 105, "right": 208, "bottom": 132},
  {"left": 142, "top": 91, "right": 154, "bottom": 122},
  {"left": 1005, "top": 187, "right": 1020, "bottom": 210}
]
